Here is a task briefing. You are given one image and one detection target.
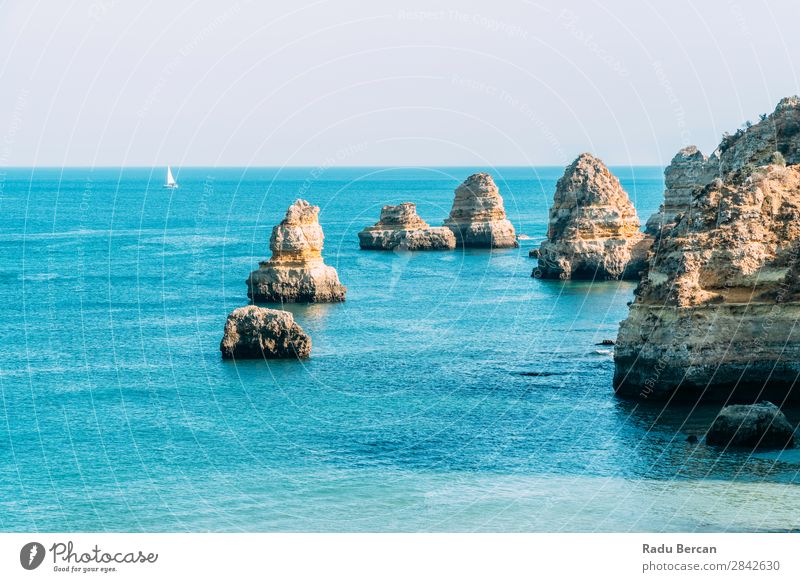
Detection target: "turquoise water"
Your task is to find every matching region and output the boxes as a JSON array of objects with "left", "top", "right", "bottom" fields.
[{"left": 2, "top": 166, "right": 800, "bottom": 532}]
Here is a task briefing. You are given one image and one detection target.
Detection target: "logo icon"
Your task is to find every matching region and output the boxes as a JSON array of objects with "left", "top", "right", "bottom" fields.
[{"left": 20, "top": 542, "right": 45, "bottom": 570}]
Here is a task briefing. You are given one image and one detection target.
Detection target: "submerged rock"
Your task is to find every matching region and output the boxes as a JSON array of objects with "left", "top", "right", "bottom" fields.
[
  {"left": 536, "top": 153, "right": 650, "bottom": 280},
  {"left": 615, "top": 97, "right": 800, "bottom": 402},
  {"left": 220, "top": 305, "right": 311, "bottom": 359},
  {"left": 247, "top": 200, "right": 346, "bottom": 303},
  {"left": 706, "top": 402, "right": 795, "bottom": 449},
  {"left": 358, "top": 203, "right": 456, "bottom": 250},
  {"left": 444, "top": 173, "right": 518, "bottom": 248}
]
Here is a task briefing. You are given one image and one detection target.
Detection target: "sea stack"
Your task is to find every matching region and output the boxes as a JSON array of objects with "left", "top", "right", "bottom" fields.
[
  {"left": 444, "top": 173, "right": 518, "bottom": 248},
  {"left": 535, "top": 153, "right": 649, "bottom": 280},
  {"left": 247, "top": 199, "right": 346, "bottom": 303},
  {"left": 220, "top": 305, "right": 311, "bottom": 359},
  {"left": 358, "top": 203, "right": 456, "bottom": 250},
  {"left": 615, "top": 96, "right": 800, "bottom": 403}
]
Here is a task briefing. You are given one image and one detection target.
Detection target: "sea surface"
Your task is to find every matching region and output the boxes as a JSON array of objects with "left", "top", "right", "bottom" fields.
[{"left": 1, "top": 166, "right": 799, "bottom": 532}]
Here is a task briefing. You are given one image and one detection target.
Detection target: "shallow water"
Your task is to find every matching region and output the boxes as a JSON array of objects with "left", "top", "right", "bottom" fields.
[{"left": 1, "top": 166, "right": 799, "bottom": 532}]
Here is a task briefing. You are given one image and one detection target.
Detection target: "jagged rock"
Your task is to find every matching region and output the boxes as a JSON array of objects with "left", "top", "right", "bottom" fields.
[
  {"left": 706, "top": 402, "right": 795, "bottom": 449},
  {"left": 615, "top": 97, "right": 800, "bottom": 402},
  {"left": 358, "top": 203, "right": 456, "bottom": 250},
  {"left": 528, "top": 248, "right": 540, "bottom": 258},
  {"left": 644, "top": 146, "right": 718, "bottom": 235},
  {"left": 247, "top": 200, "right": 346, "bottom": 303},
  {"left": 718, "top": 96, "right": 800, "bottom": 173},
  {"left": 645, "top": 98, "right": 800, "bottom": 235},
  {"left": 535, "top": 153, "right": 650, "bottom": 280},
  {"left": 220, "top": 305, "right": 311, "bottom": 359},
  {"left": 444, "top": 173, "right": 518, "bottom": 248}
]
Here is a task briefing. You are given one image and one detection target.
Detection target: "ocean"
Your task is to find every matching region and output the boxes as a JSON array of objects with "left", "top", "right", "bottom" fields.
[{"left": 1, "top": 166, "right": 799, "bottom": 532}]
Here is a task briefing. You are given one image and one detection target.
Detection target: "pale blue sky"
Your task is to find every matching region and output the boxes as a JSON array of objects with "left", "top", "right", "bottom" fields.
[{"left": 0, "top": 0, "right": 798, "bottom": 166}]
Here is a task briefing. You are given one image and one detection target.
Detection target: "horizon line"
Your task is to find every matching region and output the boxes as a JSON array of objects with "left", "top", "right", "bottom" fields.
[{"left": 0, "top": 163, "right": 667, "bottom": 169}]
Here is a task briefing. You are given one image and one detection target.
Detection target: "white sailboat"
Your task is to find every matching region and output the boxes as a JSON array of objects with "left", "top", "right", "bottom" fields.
[{"left": 164, "top": 165, "right": 179, "bottom": 189}]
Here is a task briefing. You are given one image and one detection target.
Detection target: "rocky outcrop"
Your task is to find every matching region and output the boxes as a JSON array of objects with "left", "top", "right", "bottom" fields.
[
  {"left": 706, "top": 402, "right": 795, "bottom": 449},
  {"left": 535, "top": 153, "right": 650, "bottom": 280},
  {"left": 717, "top": 96, "right": 800, "bottom": 172},
  {"left": 644, "top": 97, "right": 800, "bottom": 236},
  {"left": 220, "top": 305, "right": 311, "bottom": 359},
  {"left": 247, "top": 200, "right": 346, "bottom": 303},
  {"left": 444, "top": 173, "right": 518, "bottom": 248},
  {"left": 615, "top": 97, "right": 800, "bottom": 402},
  {"left": 358, "top": 203, "right": 456, "bottom": 250},
  {"left": 644, "top": 146, "right": 718, "bottom": 235}
]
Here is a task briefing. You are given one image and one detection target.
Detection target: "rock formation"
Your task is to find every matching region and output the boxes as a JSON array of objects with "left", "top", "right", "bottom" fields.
[
  {"left": 220, "top": 305, "right": 311, "bottom": 359},
  {"left": 645, "top": 97, "right": 800, "bottom": 235},
  {"left": 615, "top": 97, "right": 800, "bottom": 402},
  {"left": 247, "top": 200, "right": 346, "bottom": 303},
  {"left": 717, "top": 96, "right": 800, "bottom": 172},
  {"left": 535, "top": 153, "right": 650, "bottom": 280},
  {"left": 358, "top": 203, "right": 456, "bottom": 250},
  {"left": 444, "top": 173, "right": 518, "bottom": 248},
  {"left": 644, "top": 146, "right": 718, "bottom": 235},
  {"left": 706, "top": 402, "right": 795, "bottom": 449}
]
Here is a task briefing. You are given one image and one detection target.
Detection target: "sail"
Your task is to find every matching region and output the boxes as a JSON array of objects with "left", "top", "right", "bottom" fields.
[{"left": 166, "top": 166, "right": 176, "bottom": 186}]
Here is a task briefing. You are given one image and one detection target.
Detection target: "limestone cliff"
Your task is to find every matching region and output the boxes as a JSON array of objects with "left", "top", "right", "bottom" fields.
[
  {"left": 615, "top": 96, "right": 800, "bottom": 402},
  {"left": 536, "top": 153, "right": 649, "bottom": 280},
  {"left": 444, "top": 173, "right": 518, "bottom": 248},
  {"left": 645, "top": 96, "right": 800, "bottom": 235},
  {"left": 358, "top": 203, "right": 456, "bottom": 250},
  {"left": 247, "top": 199, "right": 346, "bottom": 303},
  {"left": 644, "top": 146, "right": 718, "bottom": 235}
]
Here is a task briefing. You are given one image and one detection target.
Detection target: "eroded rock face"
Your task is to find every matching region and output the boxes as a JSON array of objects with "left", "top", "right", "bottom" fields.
[
  {"left": 615, "top": 97, "right": 800, "bottom": 402},
  {"left": 718, "top": 96, "right": 800, "bottom": 172},
  {"left": 644, "top": 146, "right": 718, "bottom": 235},
  {"left": 645, "top": 98, "right": 800, "bottom": 235},
  {"left": 220, "top": 305, "right": 311, "bottom": 359},
  {"left": 536, "top": 153, "right": 650, "bottom": 280},
  {"left": 444, "top": 173, "right": 518, "bottom": 248},
  {"left": 358, "top": 203, "right": 456, "bottom": 250},
  {"left": 247, "top": 200, "right": 346, "bottom": 303},
  {"left": 706, "top": 402, "right": 795, "bottom": 449}
]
